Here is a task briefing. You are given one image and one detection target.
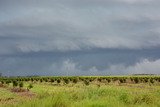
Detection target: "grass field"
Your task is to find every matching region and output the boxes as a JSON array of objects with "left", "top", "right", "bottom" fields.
[{"left": 0, "top": 76, "right": 160, "bottom": 107}]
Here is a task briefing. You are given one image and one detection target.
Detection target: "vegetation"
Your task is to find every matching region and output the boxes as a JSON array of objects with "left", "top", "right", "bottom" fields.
[
  {"left": 27, "top": 83, "right": 33, "bottom": 90},
  {"left": 0, "top": 75, "right": 160, "bottom": 107},
  {"left": 12, "top": 80, "right": 18, "bottom": 87},
  {"left": 19, "top": 82, "right": 24, "bottom": 88}
]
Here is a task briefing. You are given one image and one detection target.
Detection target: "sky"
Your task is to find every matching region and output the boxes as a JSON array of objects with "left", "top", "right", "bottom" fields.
[{"left": 0, "top": 0, "right": 160, "bottom": 76}]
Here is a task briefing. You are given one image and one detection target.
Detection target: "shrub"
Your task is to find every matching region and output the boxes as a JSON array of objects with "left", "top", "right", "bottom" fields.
[
  {"left": 133, "top": 77, "right": 139, "bottom": 83},
  {"left": 1, "top": 80, "right": 4, "bottom": 84},
  {"left": 50, "top": 78, "right": 55, "bottom": 83},
  {"left": 63, "top": 78, "right": 69, "bottom": 84},
  {"left": 89, "top": 79, "right": 93, "bottom": 82},
  {"left": 150, "top": 78, "right": 154, "bottom": 84},
  {"left": 84, "top": 80, "right": 89, "bottom": 86},
  {"left": 19, "top": 82, "right": 24, "bottom": 88},
  {"left": 106, "top": 78, "right": 111, "bottom": 83},
  {"left": 31, "top": 78, "right": 34, "bottom": 82},
  {"left": 112, "top": 77, "right": 118, "bottom": 81},
  {"left": 42, "top": 78, "right": 48, "bottom": 82},
  {"left": 73, "top": 78, "right": 78, "bottom": 84},
  {"left": 40, "top": 79, "right": 43, "bottom": 82},
  {"left": 27, "top": 84, "right": 33, "bottom": 90},
  {"left": 13, "top": 80, "right": 18, "bottom": 87},
  {"left": 25, "top": 78, "right": 28, "bottom": 81},
  {"left": 158, "top": 78, "right": 160, "bottom": 82},
  {"left": 119, "top": 78, "right": 125, "bottom": 83},
  {"left": 97, "top": 78, "right": 102, "bottom": 82},
  {"left": 144, "top": 78, "right": 148, "bottom": 83},
  {"left": 57, "top": 79, "right": 61, "bottom": 84},
  {"left": 130, "top": 77, "right": 134, "bottom": 82}
]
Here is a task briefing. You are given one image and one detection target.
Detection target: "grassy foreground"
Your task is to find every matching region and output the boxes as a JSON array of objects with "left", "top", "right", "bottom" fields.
[{"left": 0, "top": 76, "right": 160, "bottom": 107}]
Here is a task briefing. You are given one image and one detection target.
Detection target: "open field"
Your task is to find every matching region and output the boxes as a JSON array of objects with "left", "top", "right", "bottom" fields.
[{"left": 0, "top": 76, "right": 160, "bottom": 107}]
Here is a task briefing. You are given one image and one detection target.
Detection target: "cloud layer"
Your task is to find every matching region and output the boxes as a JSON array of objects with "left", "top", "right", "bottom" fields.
[{"left": 0, "top": 0, "right": 160, "bottom": 76}]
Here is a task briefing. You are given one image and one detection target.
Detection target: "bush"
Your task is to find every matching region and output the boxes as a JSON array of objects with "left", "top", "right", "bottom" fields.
[
  {"left": 27, "top": 84, "right": 33, "bottom": 90},
  {"left": 42, "top": 78, "right": 48, "bottom": 82},
  {"left": 133, "top": 77, "right": 139, "bottom": 84},
  {"left": 13, "top": 80, "right": 18, "bottom": 87},
  {"left": 144, "top": 78, "right": 148, "bottom": 83},
  {"left": 119, "top": 78, "right": 126, "bottom": 83},
  {"left": 19, "top": 82, "right": 24, "bottom": 88},
  {"left": 150, "top": 78, "right": 154, "bottom": 84},
  {"left": 50, "top": 78, "right": 55, "bottom": 83},
  {"left": 40, "top": 79, "right": 43, "bottom": 82},
  {"left": 1, "top": 80, "right": 4, "bottom": 84},
  {"left": 5, "top": 80, "right": 11, "bottom": 85},
  {"left": 57, "top": 79, "right": 61, "bottom": 84},
  {"left": 63, "top": 78, "right": 69, "bottom": 84},
  {"left": 106, "top": 78, "right": 111, "bottom": 83},
  {"left": 31, "top": 78, "right": 34, "bottom": 82},
  {"left": 84, "top": 80, "right": 89, "bottom": 86},
  {"left": 73, "top": 78, "right": 78, "bottom": 84},
  {"left": 112, "top": 77, "right": 118, "bottom": 82},
  {"left": 158, "top": 78, "right": 160, "bottom": 82},
  {"left": 97, "top": 78, "right": 102, "bottom": 82}
]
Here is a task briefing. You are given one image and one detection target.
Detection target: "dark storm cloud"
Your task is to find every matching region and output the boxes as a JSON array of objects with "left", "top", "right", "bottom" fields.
[{"left": 0, "top": 0, "right": 160, "bottom": 76}]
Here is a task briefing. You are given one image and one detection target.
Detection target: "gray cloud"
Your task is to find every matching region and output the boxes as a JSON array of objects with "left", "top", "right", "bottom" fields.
[
  {"left": 1, "top": 0, "right": 160, "bottom": 53},
  {"left": 107, "top": 59, "right": 160, "bottom": 75},
  {"left": 0, "top": 48, "right": 160, "bottom": 76},
  {"left": 0, "top": 0, "right": 160, "bottom": 76}
]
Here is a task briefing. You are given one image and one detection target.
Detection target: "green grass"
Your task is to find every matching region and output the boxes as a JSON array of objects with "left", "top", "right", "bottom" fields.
[
  {"left": 16, "top": 84, "right": 160, "bottom": 107},
  {"left": 0, "top": 76, "right": 160, "bottom": 107}
]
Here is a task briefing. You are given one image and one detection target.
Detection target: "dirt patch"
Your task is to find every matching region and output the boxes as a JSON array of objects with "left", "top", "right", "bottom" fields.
[
  {"left": 11, "top": 87, "right": 28, "bottom": 93},
  {"left": 0, "top": 87, "right": 36, "bottom": 106},
  {"left": 10, "top": 88, "right": 36, "bottom": 99},
  {"left": 18, "top": 91, "right": 36, "bottom": 98},
  {"left": 0, "top": 83, "right": 4, "bottom": 87},
  {"left": 0, "top": 83, "right": 8, "bottom": 88}
]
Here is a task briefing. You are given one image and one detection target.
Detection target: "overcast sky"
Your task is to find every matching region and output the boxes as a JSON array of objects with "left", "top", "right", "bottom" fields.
[{"left": 0, "top": 0, "right": 160, "bottom": 76}]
